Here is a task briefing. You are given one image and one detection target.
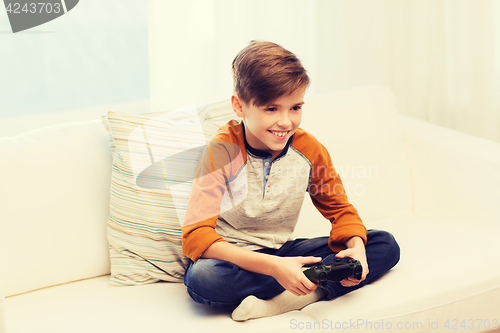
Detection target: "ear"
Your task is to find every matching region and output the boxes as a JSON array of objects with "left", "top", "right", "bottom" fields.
[{"left": 231, "top": 95, "right": 245, "bottom": 118}]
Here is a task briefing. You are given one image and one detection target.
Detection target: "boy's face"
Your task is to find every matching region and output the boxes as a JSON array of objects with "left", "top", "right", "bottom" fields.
[{"left": 232, "top": 87, "right": 306, "bottom": 159}]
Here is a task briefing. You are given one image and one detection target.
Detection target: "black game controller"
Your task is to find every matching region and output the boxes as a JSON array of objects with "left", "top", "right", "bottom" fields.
[{"left": 303, "top": 259, "right": 363, "bottom": 286}]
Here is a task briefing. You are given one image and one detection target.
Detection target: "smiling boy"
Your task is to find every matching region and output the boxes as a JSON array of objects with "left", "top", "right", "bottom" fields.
[
  {"left": 235, "top": 86, "right": 305, "bottom": 159},
  {"left": 182, "top": 41, "right": 400, "bottom": 321}
]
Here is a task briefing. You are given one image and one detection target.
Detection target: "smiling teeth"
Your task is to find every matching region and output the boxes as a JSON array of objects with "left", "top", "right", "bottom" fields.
[{"left": 271, "top": 131, "right": 287, "bottom": 137}]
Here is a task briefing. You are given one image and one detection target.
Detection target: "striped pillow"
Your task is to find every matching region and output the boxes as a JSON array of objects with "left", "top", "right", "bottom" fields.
[{"left": 102, "top": 100, "right": 235, "bottom": 286}]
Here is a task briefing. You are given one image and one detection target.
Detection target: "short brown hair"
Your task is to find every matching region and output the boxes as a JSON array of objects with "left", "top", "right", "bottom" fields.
[{"left": 232, "top": 40, "right": 310, "bottom": 107}]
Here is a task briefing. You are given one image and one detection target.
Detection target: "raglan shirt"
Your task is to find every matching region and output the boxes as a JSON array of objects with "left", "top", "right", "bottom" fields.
[{"left": 181, "top": 120, "right": 367, "bottom": 262}]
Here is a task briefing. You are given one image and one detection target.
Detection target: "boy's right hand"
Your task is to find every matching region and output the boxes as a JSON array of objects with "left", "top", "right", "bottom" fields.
[
  {"left": 271, "top": 256, "right": 322, "bottom": 296},
  {"left": 201, "top": 242, "right": 321, "bottom": 296}
]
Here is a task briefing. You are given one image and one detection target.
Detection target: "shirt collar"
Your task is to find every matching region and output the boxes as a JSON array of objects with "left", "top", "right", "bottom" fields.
[{"left": 241, "top": 120, "right": 294, "bottom": 160}]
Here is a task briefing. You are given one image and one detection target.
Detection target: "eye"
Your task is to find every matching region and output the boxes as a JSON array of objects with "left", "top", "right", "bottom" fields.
[
  {"left": 292, "top": 106, "right": 302, "bottom": 111},
  {"left": 266, "top": 107, "right": 277, "bottom": 112}
]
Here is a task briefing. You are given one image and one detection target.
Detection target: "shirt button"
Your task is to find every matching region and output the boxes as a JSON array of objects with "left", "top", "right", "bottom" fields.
[{"left": 264, "top": 162, "right": 270, "bottom": 166}]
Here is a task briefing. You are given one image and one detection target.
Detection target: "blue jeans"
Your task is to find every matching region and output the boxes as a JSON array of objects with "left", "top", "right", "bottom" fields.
[{"left": 183, "top": 230, "right": 400, "bottom": 308}]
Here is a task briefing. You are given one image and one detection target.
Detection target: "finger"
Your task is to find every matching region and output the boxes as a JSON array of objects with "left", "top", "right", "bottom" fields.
[
  {"left": 295, "top": 286, "right": 308, "bottom": 296},
  {"left": 290, "top": 279, "right": 313, "bottom": 296},
  {"left": 301, "top": 256, "right": 322, "bottom": 265},
  {"left": 335, "top": 250, "right": 352, "bottom": 259},
  {"left": 302, "top": 288, "right": 317, "bottom": 295},
  {"left": 303, "top": 282, "right": 318, "bottom": 294},
  {"left": 340, "top": 278, "right": 359, "bottom": 287},
  {"left": 340, "top": 280, "right": 351, "bottom": 287},
  {"left": 302, "top": 279, "right": 318, "bottom": 292},
  {"left": 297, "top": 276, "right": 318, "bottom": 294},
  {"left": 363, "top": 267, "right": 369, "bottom": 280}
]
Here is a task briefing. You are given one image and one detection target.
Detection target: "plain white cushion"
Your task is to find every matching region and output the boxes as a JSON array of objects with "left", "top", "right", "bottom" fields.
[
  {"left": 400, "top": 115, "right": 500, "bottom": 223},
  {"left": 0, "top": 120, "right": 112, "bottom": 297},
  {"left": 296, "top": 86, "right": 412, "bottom": 234}
]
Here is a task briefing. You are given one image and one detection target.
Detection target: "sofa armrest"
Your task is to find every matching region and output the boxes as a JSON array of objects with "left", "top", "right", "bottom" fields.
[
  {"left": 0, "top": 280, "right": 5, "bottom": 333},
  {"left": 399, "top": 115, "right": 500, "bottom": 225}
]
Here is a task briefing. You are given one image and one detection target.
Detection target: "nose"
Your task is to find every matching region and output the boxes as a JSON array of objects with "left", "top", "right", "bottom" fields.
[{"left": 277, "top": 110, "right": 292, "bottom": 128}]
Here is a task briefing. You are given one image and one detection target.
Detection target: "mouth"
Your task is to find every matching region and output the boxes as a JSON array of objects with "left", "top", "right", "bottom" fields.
[{"left": 268, "top": 130, "right": 290, "bottom": 139}]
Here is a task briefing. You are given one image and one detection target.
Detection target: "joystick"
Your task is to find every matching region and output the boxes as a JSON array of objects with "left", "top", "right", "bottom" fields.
[{"left": 303, "top": 258, "right": 362, "bottom": 286}]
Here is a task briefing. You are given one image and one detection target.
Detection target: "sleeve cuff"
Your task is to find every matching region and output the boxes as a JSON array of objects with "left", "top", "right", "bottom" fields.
[{"left": 182, "top": 228, "right": 226, "bottom": 262}]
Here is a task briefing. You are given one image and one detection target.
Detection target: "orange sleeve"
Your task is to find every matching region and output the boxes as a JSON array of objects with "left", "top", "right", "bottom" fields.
[
  {"left": 294, "top": 129, "right": 367, "bottom": 252},
  {"left": 181, "top": 131, "right": 245, "bottom": 261}
]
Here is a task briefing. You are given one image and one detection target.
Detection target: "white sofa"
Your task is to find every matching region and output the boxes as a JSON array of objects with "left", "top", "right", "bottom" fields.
[{"left": 1, "top": 86, "right": 499, "bottom": 333}]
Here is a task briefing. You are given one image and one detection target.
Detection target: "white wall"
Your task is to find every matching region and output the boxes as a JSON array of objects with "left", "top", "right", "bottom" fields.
[
  {"left": 2, "top": 0, "right": 499, "bottom": 143},
  {"left": 0, "top": 0, "right": 149, "bottom": 119},
  {"left": 149, "top": 0, "right": 500, "bottom": 143},
  {"left": 148, "top": 0, "right": 318, "bottom": 113}
]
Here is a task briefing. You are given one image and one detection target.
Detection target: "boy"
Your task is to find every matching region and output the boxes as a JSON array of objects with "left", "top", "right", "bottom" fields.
[{"left": 182, "top": 40, "right": 400, "bottom": 321}]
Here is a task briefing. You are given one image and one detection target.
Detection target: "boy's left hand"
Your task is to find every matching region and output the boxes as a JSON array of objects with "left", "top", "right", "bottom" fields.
[{"left": 335, "top": 236, "right": 369, "bottom": 287}]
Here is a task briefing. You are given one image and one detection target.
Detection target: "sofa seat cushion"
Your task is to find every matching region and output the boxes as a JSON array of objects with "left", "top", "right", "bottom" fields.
[
  {"left": 300, "top": 212, "right": 500, "bottom": 332},
  {"left": 3, "top": 276, "right": 319, "bottom": 333},
  {"left": 5, "top": 212, "right": 499, "bottom": 333}
]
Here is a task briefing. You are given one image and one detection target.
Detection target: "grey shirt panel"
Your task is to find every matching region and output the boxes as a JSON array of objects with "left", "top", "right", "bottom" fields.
[{"left": 216, "top": 147, "right": 311, "bottom": 251}]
